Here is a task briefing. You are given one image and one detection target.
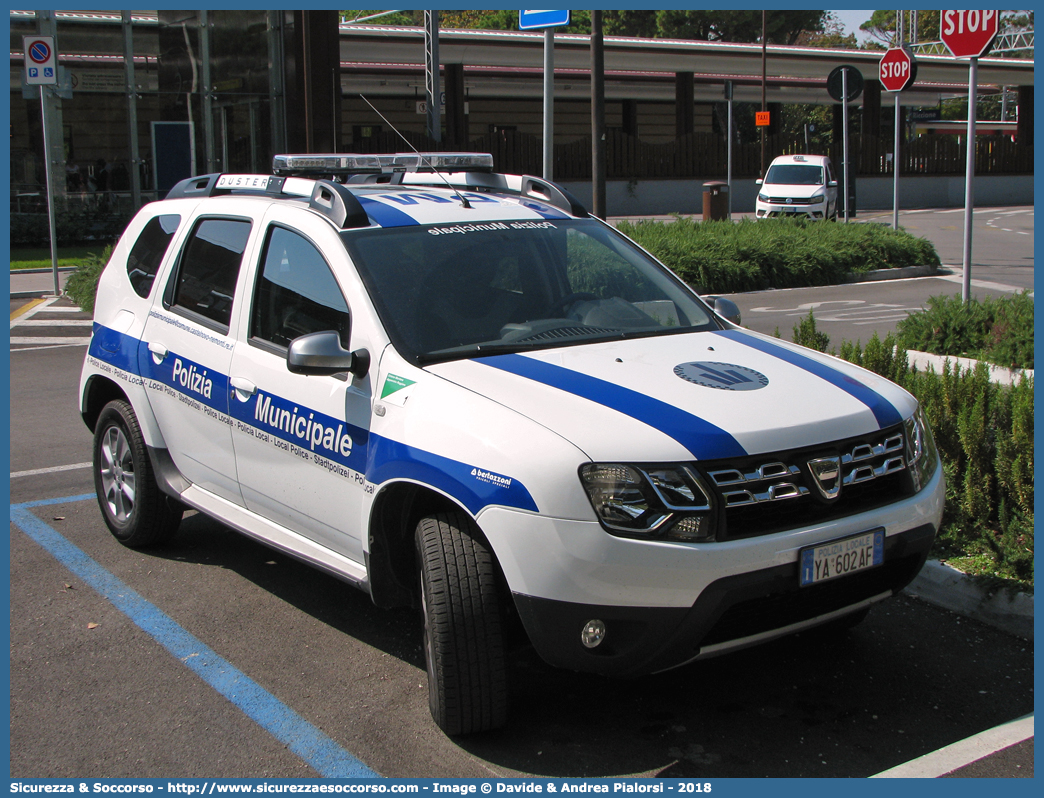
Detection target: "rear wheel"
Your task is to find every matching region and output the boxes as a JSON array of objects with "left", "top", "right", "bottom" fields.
[
  {"left": 93, "top": 399, "right": 182, "bottom": 548},
  {"left": 416, "top": 511, "right": 508, "bottom": 735}
]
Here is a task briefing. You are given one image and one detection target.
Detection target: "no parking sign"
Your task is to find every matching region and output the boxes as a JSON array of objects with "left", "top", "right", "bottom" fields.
[{"left": 24, "top": 36, "right": 57, "bottom": 85}]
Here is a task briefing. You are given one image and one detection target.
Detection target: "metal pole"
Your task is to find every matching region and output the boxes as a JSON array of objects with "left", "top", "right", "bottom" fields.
[
  {"left": 727, "top": 90, "right": 733, "bottom": 220},
  {"left": 542, "top": 28, "right": 554, "bottom": 180},
  {"left": 842, "top": 69, "right": 850, "bottom": 222},
  {"left": 424, "top": 11, "right": 441, "bottom": 143},
  {"left": 962, "top": 57, "right": 977, "bottom": 303},
  {"left": 590, "top": 10, "right": 605, "bottom": 218},
  {"left": 893, "top": 92, "right": 901, "bottom": 230},
  {"left": 893, "top": 13, "right": 903, "bottom": 231},
  {"left": 760, "top": 10, "right": 766, "bottom": 177},
  {"left": 122, "top": 11, "right": 142, "bottom": 210},
  {"left": 200, "top": 11, "right": 215, "bottom": 170},
  {"left": 40, "top": 84, "right": 60, "bottom": 296}
]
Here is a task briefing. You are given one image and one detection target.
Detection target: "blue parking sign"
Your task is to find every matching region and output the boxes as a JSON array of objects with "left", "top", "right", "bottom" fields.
[{"left": 519, "top": 10, "right": 571, "bottom": 30}]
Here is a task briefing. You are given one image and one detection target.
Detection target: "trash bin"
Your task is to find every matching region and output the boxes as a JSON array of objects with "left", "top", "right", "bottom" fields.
[{"left": 702, "top": 181, "right": 729, "bottom": 221}]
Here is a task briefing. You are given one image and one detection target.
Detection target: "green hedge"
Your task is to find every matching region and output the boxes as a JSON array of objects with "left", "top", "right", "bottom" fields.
[
  {"left": 896, "top": 291, "right": 1034, "bottom": 370},
  {"left": 64, "top": 245, "right": 113, "bottom": 316},
  {"left": 618, "top": 217, "right": 941, "bottom": 294},
  {"left": 792, "top": 312, "right": 1033, "bottom": 587}
]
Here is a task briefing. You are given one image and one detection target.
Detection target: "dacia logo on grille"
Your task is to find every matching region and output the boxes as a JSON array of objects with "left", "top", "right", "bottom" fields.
[
  {"left": 674, "top": 362, "right": 769, "bottom": 391},
  {"left": 807, "top": 456, "right": 842, "bottom": 500}
]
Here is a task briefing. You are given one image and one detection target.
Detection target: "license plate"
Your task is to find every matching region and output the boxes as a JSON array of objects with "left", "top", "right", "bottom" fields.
[{"left": 799, "top": 529, "right": 884, "bottom": 587}]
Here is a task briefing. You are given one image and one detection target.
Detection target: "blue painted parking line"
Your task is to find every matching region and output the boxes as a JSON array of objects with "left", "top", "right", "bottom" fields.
[{"left": 10, "top": 494, "right": 380, "bottom": 779}]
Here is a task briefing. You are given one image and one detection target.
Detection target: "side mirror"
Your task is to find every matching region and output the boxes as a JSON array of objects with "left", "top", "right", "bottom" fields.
[
  {"left": 704, "top": 296, "right": 742, "bottom": 326},
  {"left": 828, "top": 180, "right": 838, "bottom": 187},
  {"left": 287, "top": 331, "right": 370, "bottom": 379},
  {"left": 755, "top": 178, "right": 763, "bottom": 186}
]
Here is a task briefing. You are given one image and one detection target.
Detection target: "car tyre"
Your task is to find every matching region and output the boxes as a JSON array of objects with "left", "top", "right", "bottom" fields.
[
  {"left": 416, "top": 511, "right": 508, "bottom": 735},
  {"left": 93, "top": 399, "right": 182, "bottom": 548}
]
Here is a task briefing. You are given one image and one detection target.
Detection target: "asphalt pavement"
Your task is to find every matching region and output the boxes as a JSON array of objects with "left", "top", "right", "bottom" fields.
[{"left": 8, "top": 206, "right": 1034, "bottom": 779}]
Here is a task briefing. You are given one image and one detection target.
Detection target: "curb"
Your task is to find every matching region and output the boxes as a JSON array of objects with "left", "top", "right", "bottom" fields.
[
  {"left": 845, "top": 265, "right": 939, "bottom": 283},
  {"left": 906, "top": 350, "right": 1033, "bottom": 387},
  {"left": 903, "top": 560, "right": 1034, "bottom": 640}
]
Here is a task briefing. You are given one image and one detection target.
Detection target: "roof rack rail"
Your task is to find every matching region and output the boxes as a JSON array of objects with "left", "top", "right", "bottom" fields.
[{"left": 163, "top": 173, "right": 371, "bottom": 230}]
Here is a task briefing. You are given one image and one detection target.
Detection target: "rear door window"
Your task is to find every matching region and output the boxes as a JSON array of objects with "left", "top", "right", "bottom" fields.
[{"left": 165, "top": 217, "right": 252, "bottom": 333}]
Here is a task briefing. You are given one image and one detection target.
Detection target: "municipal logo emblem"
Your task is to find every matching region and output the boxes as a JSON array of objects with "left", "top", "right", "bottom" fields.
[{"left": 674, "top": 362, "right": 769, "bottom": 391}]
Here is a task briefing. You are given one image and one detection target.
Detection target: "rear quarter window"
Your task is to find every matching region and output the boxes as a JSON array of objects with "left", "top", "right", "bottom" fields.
[{"left": 127, "top": 214, "right": 181, "bottom": 298}]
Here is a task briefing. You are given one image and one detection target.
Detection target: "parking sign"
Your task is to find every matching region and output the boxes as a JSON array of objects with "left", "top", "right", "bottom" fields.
[{"left": 24, "top": 36, "right": 57, "bottom": 85}]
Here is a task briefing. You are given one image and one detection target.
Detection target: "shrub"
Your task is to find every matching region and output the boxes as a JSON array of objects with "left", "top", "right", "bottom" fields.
[
  {"left": 617, "top": 217, "right": 940, "bottom": 294},
  {"left": 64, "top": 244, "right": 114, "bottom": 315},
  {"left": 897, "top": 291, "right": 1034, "bottom": 370}
]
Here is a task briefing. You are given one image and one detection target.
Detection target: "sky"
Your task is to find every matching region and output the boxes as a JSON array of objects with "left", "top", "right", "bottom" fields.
[{"left": 831, "top": 8, "right": 874, "bottom": 42}]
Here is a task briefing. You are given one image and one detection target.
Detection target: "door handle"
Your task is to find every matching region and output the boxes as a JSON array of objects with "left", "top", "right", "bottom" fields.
[
  {"left": 147, "top": 341, "right": 168, "bottom": 363},
  {"left": 230, "top": 376, "right": 257, "bottom": 400}
]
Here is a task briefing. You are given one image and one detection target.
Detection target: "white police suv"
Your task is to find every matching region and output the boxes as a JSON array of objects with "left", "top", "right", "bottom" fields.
[
  {"left": 756, "top": 154, "right": 839, "bottom": 220},
  {"left": 80, "top": 153, "right": 943, "bottom": 735}
]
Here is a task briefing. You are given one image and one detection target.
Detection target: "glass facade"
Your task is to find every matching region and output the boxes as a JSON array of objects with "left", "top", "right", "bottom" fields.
[{"left": 10, "top": 9, "right": 280, "bottom": 241}]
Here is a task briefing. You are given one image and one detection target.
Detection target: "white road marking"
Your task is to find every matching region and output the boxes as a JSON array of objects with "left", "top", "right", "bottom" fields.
[{"left": 10, "top": 462, "right": 92, "bottom": 479}]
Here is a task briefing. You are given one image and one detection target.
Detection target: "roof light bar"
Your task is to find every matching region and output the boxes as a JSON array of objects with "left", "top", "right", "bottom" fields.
[{"left": 272, "top": 152, "right": 494, "bottom": 176}]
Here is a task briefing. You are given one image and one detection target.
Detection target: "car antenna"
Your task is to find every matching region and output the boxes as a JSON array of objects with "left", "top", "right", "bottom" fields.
[{"left": 358, "top": 94, "right": 472, "bottom": 209}]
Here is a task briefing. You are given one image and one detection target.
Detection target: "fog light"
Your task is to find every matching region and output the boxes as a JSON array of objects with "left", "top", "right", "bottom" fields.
[
  {"left": 667, "top": 515, "right": 712, "bottom": 542},
  {"left": 581, "top": 619, "right": 606, "bottom": 649}
]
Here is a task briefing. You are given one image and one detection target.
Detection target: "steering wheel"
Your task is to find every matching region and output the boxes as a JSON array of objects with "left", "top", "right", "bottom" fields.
[{"left": 550, "top": 292, "right": 598, "bottom": 317}]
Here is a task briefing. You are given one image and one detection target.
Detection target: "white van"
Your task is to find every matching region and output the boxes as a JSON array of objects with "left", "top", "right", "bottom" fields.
[{"left": 756, "top": 154, "right": 839, "bottom": 219}]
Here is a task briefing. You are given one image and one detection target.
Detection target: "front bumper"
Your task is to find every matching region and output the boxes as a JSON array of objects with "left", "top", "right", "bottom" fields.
[
  {"left": 513, "top": 521, "right": 935, "bottom": 677},
  {"left": 479, "top": 458, "right": 943, "bottom": 677},
  {"left": 755, "top": 202, "right": 827, "bottom": 219}
]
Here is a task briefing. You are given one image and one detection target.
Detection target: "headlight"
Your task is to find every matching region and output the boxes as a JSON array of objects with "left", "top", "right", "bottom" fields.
[
  {"left": 757, "top": 193, "right": 769, "bottom": 203},
  {"left": 808, "top": 194, "right": 825, "bottom": 204},
  {"left": 904, "top": 407, "right": 939, "bottom": 492},
  {"left": 579, "top": 463, "right": 716, "bottom": 542}
]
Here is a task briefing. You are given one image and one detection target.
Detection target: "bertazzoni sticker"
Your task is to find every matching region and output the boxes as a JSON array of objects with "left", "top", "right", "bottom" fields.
[{"left": 674, "top": 361, "right": 769, "bottom": 391}]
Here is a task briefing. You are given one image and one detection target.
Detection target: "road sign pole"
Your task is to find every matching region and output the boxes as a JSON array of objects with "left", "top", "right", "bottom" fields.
[
  {"left": 893, "top": 92, "right": 901, "bottom": 231},
  {"left": 543, "top": 28, "right": 554, "bottom": 180},
  {"left": 842, "top": 69, "right": 849, "bottom": 222},
  {"left": 962, "top": 57, "right": 977, "bottom": 303},
  {"left": 39, "top": 84, "right": 60, "bottom": 296},
  {"left": 726, "top": 85, "right": 733, "bottom": 220}
]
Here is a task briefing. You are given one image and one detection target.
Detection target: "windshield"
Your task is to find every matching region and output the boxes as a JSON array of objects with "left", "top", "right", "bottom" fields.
[
  {"left": 764, "top": 164, "right": 825, "bottom": 186},
  {"left": 344, "top": 218, "right": 719, "bottom": 364}
]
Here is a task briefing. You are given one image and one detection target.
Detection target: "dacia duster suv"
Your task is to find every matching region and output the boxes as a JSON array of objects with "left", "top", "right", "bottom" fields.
[{"left": 80, "top": 153, "right": 944, "bottom": 735}]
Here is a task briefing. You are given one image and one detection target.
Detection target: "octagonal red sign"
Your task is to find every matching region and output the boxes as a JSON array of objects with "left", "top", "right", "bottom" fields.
[
  {"left": 879, "top": 47, "right": 915, "bottom": 92},
  {"left": 941, "top": 9, "right": 999, "bottom": 58}
]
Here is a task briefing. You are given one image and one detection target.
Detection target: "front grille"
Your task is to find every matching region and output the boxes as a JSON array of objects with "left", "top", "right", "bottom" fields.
[
  {"left": 695, "top": 424, "right": 913, "bottom": 541},
  {"left": 765, "top": 195, "right": 814, "bottom": 205}
]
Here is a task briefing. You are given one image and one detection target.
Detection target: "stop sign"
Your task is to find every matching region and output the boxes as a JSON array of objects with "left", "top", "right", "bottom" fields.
[
  {"left": 879, "top": 47, "right": 916, "bottom": 92},
  {"left": 941, "top": 9, "right": 999, "bottom": 58}
]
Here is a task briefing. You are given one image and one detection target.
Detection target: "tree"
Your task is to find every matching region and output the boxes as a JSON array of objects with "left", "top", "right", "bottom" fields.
[{"left": 340, "top": 10, "right": 832, "bottom": 45}]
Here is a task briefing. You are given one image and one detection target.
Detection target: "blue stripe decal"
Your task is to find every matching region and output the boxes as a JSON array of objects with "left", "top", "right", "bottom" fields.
[
  {"left": 714, "top": 329, "right": 903, "bottom": 429},
  {"left": 475, "top": 353, "right": 747, "bottom": 460},
  {"left": 367, "top": 438, "right": 539, "bottom": 514},
  {"left": 356, "top": 196, "right": 422, "bottom": 228},
  {"left": 10, "top": 496, "right": 380, "bottom": 779},
  {"left": 86, "top": 324, "right": 535, "bottom": 514}
]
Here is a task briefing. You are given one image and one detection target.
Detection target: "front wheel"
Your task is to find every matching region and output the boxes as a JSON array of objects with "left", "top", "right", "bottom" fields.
[
  {"left": 93, "top": 399, "right": 182, "bottom": 548},
  {"left": 416, "top": 511, "right": 508, "bottom": 735}
]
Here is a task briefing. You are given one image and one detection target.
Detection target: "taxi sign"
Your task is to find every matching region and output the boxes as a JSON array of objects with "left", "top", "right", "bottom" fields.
[
  {"left": 24, "top": 36, "right": 57, "bottom": 85},
  {"left": 755, "top": 111, "right": 771, "bottom": 127}
]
